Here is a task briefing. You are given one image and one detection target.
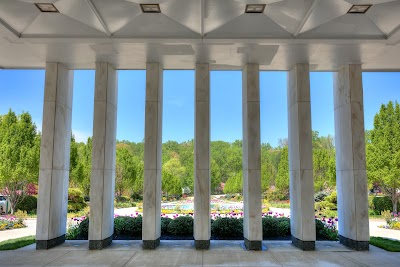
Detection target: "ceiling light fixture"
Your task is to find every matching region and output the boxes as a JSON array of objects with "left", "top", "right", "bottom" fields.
[
  {"left": 348, "top": 5, "right": 371, "bottom": 14},
  {"left": 140, "top": 4, "right": 161, "bottom": 13},
  {"left": 245, "top": 4, "right": 266, "bottom": 13},
  {"left": 35, "top": 3, "right": 59, "bottom": 13}
]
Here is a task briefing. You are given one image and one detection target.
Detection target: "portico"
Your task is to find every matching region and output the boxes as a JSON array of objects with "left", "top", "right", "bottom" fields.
[{"left": 1, "top": 0, "right": 399, "bottom": 254}]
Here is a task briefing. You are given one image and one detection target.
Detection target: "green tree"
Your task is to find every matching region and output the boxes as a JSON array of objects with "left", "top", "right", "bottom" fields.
[
  {"left": 115, "top": 144, "right": 137, "bottom": 197},
  {"left": 162, "top": 155, "right": 185, "bottom": 196},
  {"left": 0, "top": 110, "right": 40, "bottom": 213},
  {"left": 211, "top": 158, "right": 222, "bottom": 194},
  {"left": 367, "top": 101, "right": 400, "bottom": 213},
  {"left": 275, "top": 147, "right": 289, "bottom": 198}
]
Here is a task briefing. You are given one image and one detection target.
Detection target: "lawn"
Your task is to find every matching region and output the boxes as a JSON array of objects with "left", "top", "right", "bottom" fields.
[
  {"left": 0, "top": 236, "right": 35, "bottom": 250},
  {"left": 370, "top": 237, "right": 400, "bottom": 252}
]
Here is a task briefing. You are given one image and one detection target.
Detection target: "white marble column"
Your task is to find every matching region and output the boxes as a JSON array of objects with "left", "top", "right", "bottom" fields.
[
  {"left": 242, "top": 64, "right": 262, "bottom": 250},
  {"left": 36, "top": 63, "right": 73, "bottom": 249},
  {"left": 88, "top": 63, "right": 118, "bottom": 249},
  {"left": 142, "top": 63, "right": 163, "bottom": 249},
  {"left": 334, "top": 64, "right": 369, "bottom": 250},
  {"left": 287, "top": 63, "right": 316, "bottom": 251},
  {"left": 194, "top": 63, "right": 211, "bottom": 250}
]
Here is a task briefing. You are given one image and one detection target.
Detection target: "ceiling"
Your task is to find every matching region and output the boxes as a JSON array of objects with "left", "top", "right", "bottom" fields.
[{"left": 0, "top": 0, "right": 400, "bottom": 70}]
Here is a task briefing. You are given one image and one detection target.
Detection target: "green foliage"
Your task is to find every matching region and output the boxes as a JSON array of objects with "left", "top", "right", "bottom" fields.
[
  {"left": 167, "top": 216, "right": 193, "bottom": 236},
  {"left": 314, "top": 191, "right": 330, "bottom": 202},
  {"left": 381, "top": 210, "right": 392, "bottom": 224},
  {"left": 0, "top": 236, "right": 35, "bottom": 250},
  {"left": 325, "top": 191, "right": 337, "bottom": 204},
  {"left": 369, "top": 237, "right": 400, "bottom": 252},
  {"left": 78, "top": 218, "right": 89, "bottom": 239},
  {"left": 0, "top": 110, "right": 40, "bottom": 213},
  {"left": 275, "top": 147, "right": 289, "bottom": 199},
  {"left": 211, "top": 217, "right": 243, "bottom": 238},
  {"left": 115, "top": 144, "right": 142, "bottom": 197},
  {"left": 161, "top": 217, "right": 173, "bottom": 235},
  {"left": 372, "top": 196, "right": 400, "bottom": 214},
  {"left": 318, "top": 201, "right": 337, "bottom": 210},
  {"left": 367, "top": 101, "right": 400, "bottom": 213},
  {"left": 315, "top": 219, "right": 338, "bottom": 240},
  {"left": 262, "top": 217, "right": 290, "bottom": 238},
  {"left": 68, "top": 188, "right": 87, "bottom": 212},
  {"left": 16, "top": 195, "right": 37, "bottom": 213},
  {"left": 223, "top": 171, "right": 242, "bottom": 194},
  {"left": 66, "top": 225, "right": 80, "bottom": 240},
  {"left": 114, "top": 216, "right": 142, "bottom": 236}
]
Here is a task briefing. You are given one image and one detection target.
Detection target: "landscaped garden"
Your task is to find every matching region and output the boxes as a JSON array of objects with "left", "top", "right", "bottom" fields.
[
  {"left": 66, "top": 211, "right": 338, "bottom": 241},
  {"left": 0, "top": 214, "right": 26, "bottom": 231}
]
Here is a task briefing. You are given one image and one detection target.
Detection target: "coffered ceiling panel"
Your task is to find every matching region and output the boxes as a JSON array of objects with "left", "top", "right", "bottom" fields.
[{"left": 0, "top": 0, "right": 399, "bottom": 70}]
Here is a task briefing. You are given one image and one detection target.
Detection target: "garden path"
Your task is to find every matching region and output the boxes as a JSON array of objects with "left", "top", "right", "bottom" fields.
[{"left": 0, "top": 219, "right": 36, "bottom": 242}]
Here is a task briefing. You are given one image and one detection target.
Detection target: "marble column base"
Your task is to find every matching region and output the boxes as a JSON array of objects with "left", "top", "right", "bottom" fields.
[
  {"left": 194, "top": 240, "right": 210, "bottom": 250},
  {"left": 291, "top": 235, "right": 315, "bottom": 251},
  {"left": 89, "top": 236, "right": 113, "bottom": 250},
  {"left": 36, "top": 235, "right": 65, "bottom": 250},
  {"left": 339, "top": 235, "right": 369, "bottom": 251},
  {"left": 143, "top": 238, "right": 160, "bottom": 250},
  {"left": 244, "top": 238, "right": 262, "bottom": 251}
]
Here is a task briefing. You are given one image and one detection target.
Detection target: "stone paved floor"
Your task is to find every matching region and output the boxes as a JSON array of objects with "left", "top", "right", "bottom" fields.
[{"left": 0, "top": 240, "right": 398, "bottom": 267}]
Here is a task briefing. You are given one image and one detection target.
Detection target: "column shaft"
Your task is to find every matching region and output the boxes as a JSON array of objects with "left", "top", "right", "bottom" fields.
[
  {"left": 242, "top": 64, "right": 262, "bottom": 250},
  {"left": 89, "top": 63, "right": 118, "bottom": 249},
  {"left": 287, "top": 63, "right": 316, "bottom": 251},
  {"left": 36, "top": 63, "right": 73, "bottom": 249},
  {"left": 142, "top": 63, "right": 163, "bottom": 249},
  {"left": 334, "top": 64, "right": 369, "bottom": 250},
  {"left": 194, "top": 63, "right": 211, "bottom": 249}
]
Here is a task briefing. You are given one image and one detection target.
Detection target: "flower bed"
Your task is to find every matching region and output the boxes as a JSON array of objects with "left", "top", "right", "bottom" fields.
[
  {"left": 66, "top": 212, "right": 338, "bottom": 241},
  {"left": 0, "top": 215, "right": 26, "bottom": 231},
  {"left": 379, "top": 211, "right": 400, "bottom": 230}
]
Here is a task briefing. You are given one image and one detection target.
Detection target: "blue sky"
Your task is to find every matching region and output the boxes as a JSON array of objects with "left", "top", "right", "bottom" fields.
[{"left": 0, "top": 69, "right": 399, "bottom": 147}]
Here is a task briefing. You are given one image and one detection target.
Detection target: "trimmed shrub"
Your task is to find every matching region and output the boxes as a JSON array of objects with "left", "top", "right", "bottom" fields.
[
  {"left": 373, "top": 196, "right": 399, "bottom": 213},
  {"left": 114, "top": 216, "right": 142, "bottom": 236},
  {"left": 68, "top": 202, "right": 87, "bottom": 213},
  {"left": 167, "top": 216, "right": 193, "bottom": 236},
  {"left": 161, "top": 217, "right": 172, "bottom": 235},
  {"left": 78, "top": 218, "right": 89, "bottom": 238},
  {"left": 68, "top": 188, "right": 84, "bottom": 203},
  {"left": 314, "top": 191, "right": 330, "bottom": 202},
  {"left": 115, "top": 196, "right": 129, "bottom": 203},
  {"left": 211, "top": 217, "right": 243, "bottom": 238},
  {"left": 68, "top": 188, "right": 87, "bottom": 212},
  {"left": 277, "top": 220, "right": 290, "bottom": 237},
  {"left": 262, "top": 217, "right": 290, "bottom": 238},
  {"left": 16, "top": 195, "right": 37, "bottom": 213},
  {"left": 319, "top": 201, "right": 337, "bottom": 210},
  {"left": 325, "top": 191, "right": 337, "bottom": 205}
]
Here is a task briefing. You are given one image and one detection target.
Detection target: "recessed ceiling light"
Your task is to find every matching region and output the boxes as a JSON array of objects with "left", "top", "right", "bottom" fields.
[
  {"left": 35, "top": 3, "right": 59, "bottom": 13},
  {"left": 348, "top": 5, "right": 371, "bottom": 14},
  {"left": 245, "top": 4, "right": 266, "bottom": 13},
  {"left": 140, "top": 4, "right": 161, "bottom": 13}
]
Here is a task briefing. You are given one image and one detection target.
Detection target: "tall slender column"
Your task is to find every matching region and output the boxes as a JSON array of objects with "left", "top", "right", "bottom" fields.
[
  {"left": 287, "top": 63, "right": 316, "bottom": 251},
  {"left": 194, "top": 63, "right": 211, "bottom": 250},
  {"left": 89, "top": 63, "right": 118, "bottom": 249},
  {"left": 242, "top": 63, "right": 262, "bottom": 250},
  {"left": 142, "top": 63, "right": 163, "bottom": 249},
  {"left": 36, "top": 63, "right": 73, "bottom": 249},
  {"left": 334, "top": 64, "right": 369, "bottom": 250}
]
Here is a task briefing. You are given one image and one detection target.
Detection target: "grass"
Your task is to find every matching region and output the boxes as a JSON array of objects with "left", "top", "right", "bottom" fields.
[
  {"left": 269, "top": 201, "right": 291, "bottom": 209},
  {"left": 370, "top": 236, "right": 400, "bottom": 252},
  {"left": 0, "top": 236, "right": 35, "bottom": 250}
]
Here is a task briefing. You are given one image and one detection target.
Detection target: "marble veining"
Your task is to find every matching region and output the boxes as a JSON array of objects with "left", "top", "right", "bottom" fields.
[{"left": 287, "top": 64, "right": 315, "bottom": 243}]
